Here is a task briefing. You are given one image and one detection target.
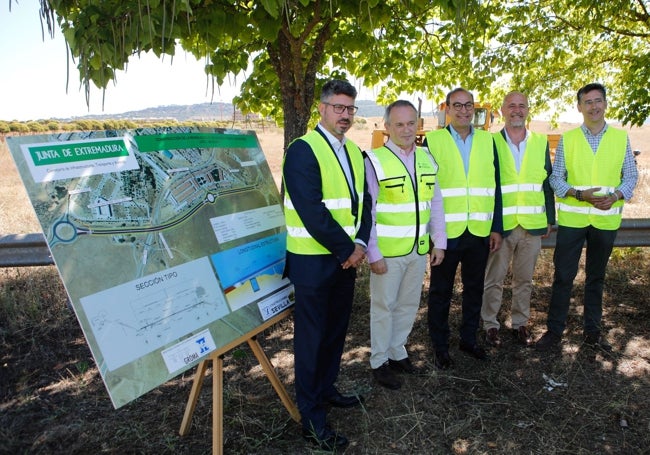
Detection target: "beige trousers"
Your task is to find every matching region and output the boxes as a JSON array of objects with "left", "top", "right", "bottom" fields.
[
  {"left": 369, "top": 249, "right": 427, "bottom": 369},
  {"left": 481, "top": 226, "right": 542, "bottom": 331}
]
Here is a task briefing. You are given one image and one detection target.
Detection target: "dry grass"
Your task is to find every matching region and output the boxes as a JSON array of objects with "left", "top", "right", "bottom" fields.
[{"left": 1, "top": 121, "right": 650, "bottom": 454}]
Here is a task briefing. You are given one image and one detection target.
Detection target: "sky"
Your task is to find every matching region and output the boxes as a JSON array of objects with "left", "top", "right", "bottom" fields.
[{"left": 0, "top": 2, "right": 241, "bottom": 121}]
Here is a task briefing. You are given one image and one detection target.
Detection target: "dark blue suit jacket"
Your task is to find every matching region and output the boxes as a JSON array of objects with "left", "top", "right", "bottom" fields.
[{"left": 283, "top": 127, "right": 372, "bottom": 287}]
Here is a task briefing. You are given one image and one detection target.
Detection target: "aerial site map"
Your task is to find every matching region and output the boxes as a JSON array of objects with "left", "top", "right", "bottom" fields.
[{"left": 7, "top": 127, "right": 293, "bottom": 408}]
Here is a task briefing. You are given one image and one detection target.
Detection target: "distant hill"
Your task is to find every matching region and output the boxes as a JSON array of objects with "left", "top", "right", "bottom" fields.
[
  {"left": 69, "top": 102, "right": 238, "bottom": 122},
  {"left": 67, "top": 100, "right": 434, "bottom": 122}
]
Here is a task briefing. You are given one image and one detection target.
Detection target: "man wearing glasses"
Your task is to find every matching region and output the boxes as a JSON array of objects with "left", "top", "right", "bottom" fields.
[
  {"left": 424, "top": 88, "right": 503, "bottom": 370},
  {"left": 535, "top": 82, "right": 638, "bottom": 352},
  {"left": 283, "top": 79, "right": 371, "bottom": 451}
]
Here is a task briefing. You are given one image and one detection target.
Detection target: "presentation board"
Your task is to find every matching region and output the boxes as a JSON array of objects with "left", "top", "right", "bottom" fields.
[{"left": 7, "top": 127, "right": 294, "bottom": 408}]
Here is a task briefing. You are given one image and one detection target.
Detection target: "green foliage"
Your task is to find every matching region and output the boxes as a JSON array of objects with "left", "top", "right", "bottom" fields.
[
  {"left": 26, "top": 121, "right": 47, "bottom": 133},
  {"left": 36, "top": 0, "right": 650, "bottom": 149},
  {"left": 39, "top": 0, "right": 475, "bottom": 147},
  {"left": 0, "top": 118, "right": 265, "bottom": 134},
  {"left": 9, "top": 122, "right": 29, "bottom": 133},
  {"left": 73, "top": 119, "right": 104, "bottom": 131},
  {"left": 46, "top": 121, "right": 61, "bottom": 131},
  {"left": 477, "top": 0, "right": 650, "bottom": 125}
]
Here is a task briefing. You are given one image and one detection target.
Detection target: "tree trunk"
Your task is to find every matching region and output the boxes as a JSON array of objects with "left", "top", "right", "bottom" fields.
[{"left": 269, "top": 5, "right": 333, "bottom": 152}]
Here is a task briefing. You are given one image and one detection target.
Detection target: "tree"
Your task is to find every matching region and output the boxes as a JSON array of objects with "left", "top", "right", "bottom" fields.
[
  {"left": 33, "top": 0, "right": 650, "bottom": 151},
  {"left": 37, "top": 0, "right": 472, "bottom": 149},
  {"left": 474, "top": 0, "right": 650, "bottom": 126}
]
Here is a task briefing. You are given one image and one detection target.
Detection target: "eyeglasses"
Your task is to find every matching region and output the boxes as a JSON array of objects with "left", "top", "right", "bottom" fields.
[
  {"left": 451, "top": 102, "right": 475, "bottom": 111},
  {"left": 324, "top": 102, "right": 358, "bottom": 115}
]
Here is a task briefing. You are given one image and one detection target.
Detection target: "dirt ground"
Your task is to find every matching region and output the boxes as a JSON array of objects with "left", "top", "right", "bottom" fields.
[{"left": 1, "top": 119, "right": 650, "bottom": 454}]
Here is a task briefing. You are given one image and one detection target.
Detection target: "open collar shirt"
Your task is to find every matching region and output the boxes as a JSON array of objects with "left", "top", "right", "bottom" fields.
[
  {"left": 448, "top": 124, "right": 474, "bottom": 175},
  {"left": 503, "top": 128, "right": 530, "bottom": 173}
]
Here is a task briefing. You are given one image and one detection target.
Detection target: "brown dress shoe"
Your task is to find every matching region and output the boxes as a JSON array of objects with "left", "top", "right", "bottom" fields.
[
  {"left": 485, "top": 328, "right": 502, "bottom": 347},
  {"left": 372, "top": 362, "right": 402, "bottom": 390},
  {"left": 513, "top": 326, "right": 533, "bottom": 346}
]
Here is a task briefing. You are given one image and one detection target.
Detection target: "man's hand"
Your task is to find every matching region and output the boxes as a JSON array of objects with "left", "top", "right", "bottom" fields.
[
  {"left": 489, "top": 232, "right": 502, "bottom": 252},
  {"left": 430, "top": 248, "right": 445, "bottom": 266},
  {"left": 593, "top": 193, "right": 619, "bottom": 211},
  {"left": 342, "top": 244, "right": 366, "bottom": 269},
  {"left": 581, "top": 187, "right": 606, "bottom": 204},
  {"left": 541, "top": 224, "right": 553, "bottom": 239},
  {"left": 370, "top": 258, "right": 388, "bottom": 275}
]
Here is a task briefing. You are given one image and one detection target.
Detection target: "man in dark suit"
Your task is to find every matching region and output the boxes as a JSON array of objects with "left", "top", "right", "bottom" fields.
[{"left": 283, "top": 79, "right": 371, "bottom": 452}]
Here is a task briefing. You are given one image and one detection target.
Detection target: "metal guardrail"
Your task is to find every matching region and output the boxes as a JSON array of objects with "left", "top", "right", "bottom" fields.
[
  {"left": 540, "top": 218, "right": 650, "bottom": 249},
  {"left": 0, "top": 233, "right": 54, "bottom": 267},
  {"left": 1, "top": 219, "right": 649, "bottom": 267}
]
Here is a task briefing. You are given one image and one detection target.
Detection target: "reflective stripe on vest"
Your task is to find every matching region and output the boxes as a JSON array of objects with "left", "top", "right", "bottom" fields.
[
  {"left": 494, "top": 131, "right": 548, "bottom": 231},
  {"left": 366, "top": 146, "right": 437, "bottom": 256},
  {"left": 558, "top": 127, "right": 626, "bottom": 230},
  {"left": 284, "top": 130, "right": 365, "bottom": 254},
  {"left": 426, "top": 128, "right": 496, "bottom": 238}
]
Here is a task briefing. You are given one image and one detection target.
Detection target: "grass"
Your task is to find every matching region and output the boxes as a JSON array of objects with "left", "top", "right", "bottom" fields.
[
  {"left": 1, "top": 125, "right": 650, "bottom": 454},
  {"left": 1, "top": 254, "right": 649, "bottom": 454}
]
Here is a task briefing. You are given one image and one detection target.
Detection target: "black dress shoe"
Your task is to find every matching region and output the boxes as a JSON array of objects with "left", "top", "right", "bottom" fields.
[
  {"left": 388, "top": 357, "right": 420, "bottom": 374},
  {"left": 583, "top": 331, "right": 613, "bottom": 352},
  {"left": 434, "top": 351, "right": 454, "bottom": 370},
  {"left": 459, "top": 341, "right": 488, "bottom": 360},
  {"left": 325, "top": 391, "right": 364, "bottom": 408},
  {"left": 302, "top": 426, "right": 349, "bottom": 452},
  {"left": 373, "top": 362, "right": 402, "bottom": 390},
  {"left": 535, "top": 330, "right": 561, "bottom": 352}
]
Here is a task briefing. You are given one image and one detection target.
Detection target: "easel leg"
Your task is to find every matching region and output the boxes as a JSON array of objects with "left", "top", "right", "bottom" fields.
[
  {"left": 247, "top": 336, "right": 301, "bottom": 423},
  {"left": 179, "top": 329, "right": 299, "bottom": 454},
  {"left": 179, "top": 354, "right": 226, "bottom": 454},
  {"left": 179, "top": 358, "right": 209, "bottom": 436},
  {"left": 213, "top": 355, "right": 224, "bottom": 455}
]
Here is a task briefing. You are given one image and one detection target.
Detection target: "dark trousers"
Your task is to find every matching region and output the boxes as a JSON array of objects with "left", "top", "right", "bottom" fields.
[
  {"left": 293, "top": 266, "right": 356, "bottom": 432},
  {"left": 547, "top": 225, "right": 617, "bottom": 335},
  {"left": 427, "top": 230, "right": 490, "bottom": 352}
]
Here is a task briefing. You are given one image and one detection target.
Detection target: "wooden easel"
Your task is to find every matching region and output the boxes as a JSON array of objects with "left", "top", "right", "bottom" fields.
[{"left": 179, "top": 310, "right": 300, "bottom": 455}]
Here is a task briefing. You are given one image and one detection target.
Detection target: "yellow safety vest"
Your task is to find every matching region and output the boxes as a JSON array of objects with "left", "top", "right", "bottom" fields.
[
  {"left": 284, "top": 130, "right": 365, "bottom": 254},
  {"left": 365, "top": 146, "right": 437, "bottom": 257},
  {"left": 426, "top": 128, "right": 496, "bottom": 239},
  {"left": 495, "top": 131, "right": 548, "bottom": 231},
  {"left": 558, "top": 126, "right": 626, "bottom": 230}
]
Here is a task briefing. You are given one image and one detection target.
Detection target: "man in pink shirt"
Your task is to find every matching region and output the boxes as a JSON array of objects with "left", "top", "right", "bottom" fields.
[{"left": 365, "top": 100, "right": 447, "bottom": 390}]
